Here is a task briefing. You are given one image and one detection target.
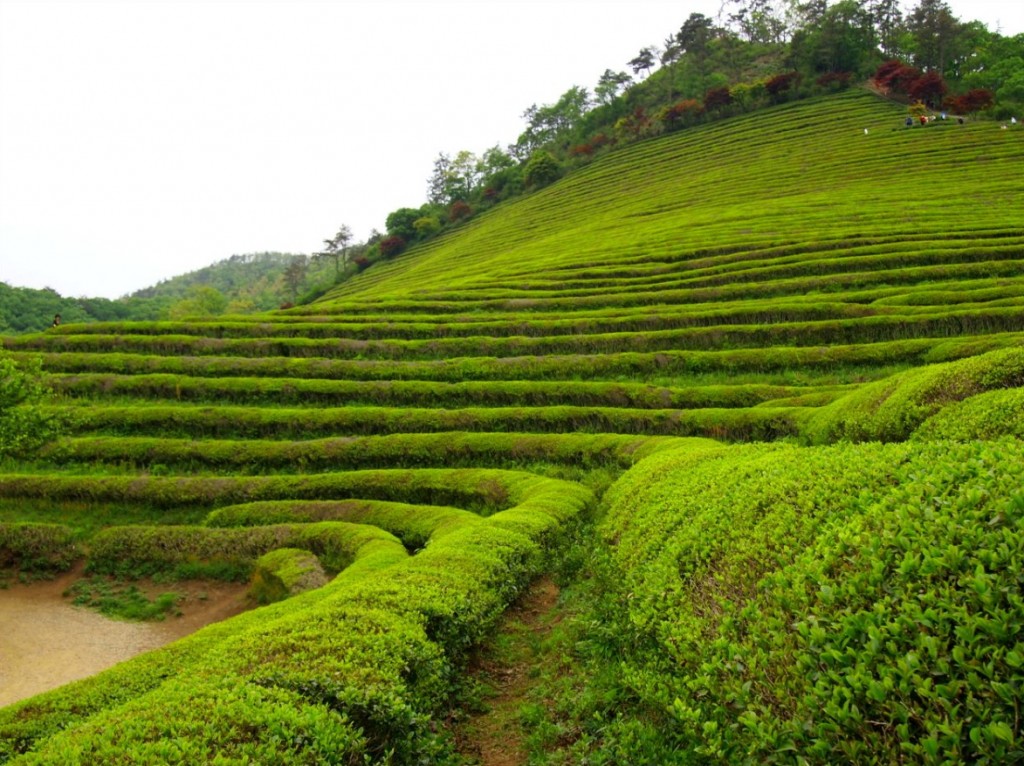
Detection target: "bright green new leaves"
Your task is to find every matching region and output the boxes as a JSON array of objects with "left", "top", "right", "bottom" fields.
[
  {"left": 0, "top": 350, "right": 61, "bottom": 460},
  {"left": 600, "top": 439, "right": 1024, "bottom": 763}
]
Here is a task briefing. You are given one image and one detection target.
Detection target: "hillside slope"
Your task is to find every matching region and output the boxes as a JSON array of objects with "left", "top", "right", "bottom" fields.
[{"left": 1, "top": 89, "right": 1023, "bottom": 764}]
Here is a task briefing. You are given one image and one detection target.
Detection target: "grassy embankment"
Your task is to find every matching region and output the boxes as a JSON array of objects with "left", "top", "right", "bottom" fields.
[{"left": 1, "top": 89, "right": 1023, "bottom": 763}]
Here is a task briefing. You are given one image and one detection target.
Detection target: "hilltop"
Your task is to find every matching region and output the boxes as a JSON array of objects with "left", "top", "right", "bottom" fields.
[
  {"left": 0, "top": 252, "right": 331, "bottom": 334},
  {"left": 1, "top": 90, "right": 1023, "bottom": 764}
]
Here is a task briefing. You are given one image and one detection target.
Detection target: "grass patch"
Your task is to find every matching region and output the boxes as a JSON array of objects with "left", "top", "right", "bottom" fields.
[{"left": 65, "top": 576, "right": 182, "bottom": 621}]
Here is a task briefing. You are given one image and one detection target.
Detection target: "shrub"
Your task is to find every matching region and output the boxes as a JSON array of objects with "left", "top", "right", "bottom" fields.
[
  {"left": 874, "top": 60, "right": 922, "bottom": 95},
  {"left": 804, "top": 347, "right": 1024, "bottom": 444},
  {"left": 703, "top": 86, "right": 733, "bottom": 112},
  {"left": 379, "top": 235, "right": 406, "bottom": 258},
  {"left": 765, "top": 71, "right": 800, "bottom": 100},
  {"left": 912, "top": 387, "right": 1024, "bottom": 441},
  {"left": 0, "top": 523, "right": 78, "bottom": 573},
  {"left": 523, "top": 151, "right": 560, "bottom": 188},
  {"left": 658, "top": 99, "right": 704, "bottom": 131},
  {"left": 249, "top": 548, "right": 328, "bottom": 604},
  {"left": 872, "top": 59, "right": 903, "bottom": 86},
  {"left": 448, "top": 200, "right": 472, "bottom": 222},
  {"left": 907, "top": 71, "right": 947, "bottom": 108},
  {"left": 597, "top": 438, "right": 1024, "bottom": 763},
  {"left": 945, "top": 88, "right": 995, "bottom": 114},
  {"left": 412, "top": 216, "right": 440, "bottom": 237}
]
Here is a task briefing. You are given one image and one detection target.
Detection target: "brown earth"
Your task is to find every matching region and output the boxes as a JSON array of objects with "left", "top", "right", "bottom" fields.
[
  {"left": 456, "top": 576, "right": 561, "bottom": 766},
  {"left": 0, "top": 566, "right": 250, "bottom": 708}
]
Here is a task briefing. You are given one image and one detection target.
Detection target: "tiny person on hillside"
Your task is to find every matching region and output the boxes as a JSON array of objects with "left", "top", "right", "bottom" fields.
[
  {"left": 51, "top": 313, "right": 61, "bottom": 327},
  {"left": 919, "top": 115, "right": 928, "bottom": 125},
  {"left": 905, "top": 116, "right": 914, "bottom": 127}
]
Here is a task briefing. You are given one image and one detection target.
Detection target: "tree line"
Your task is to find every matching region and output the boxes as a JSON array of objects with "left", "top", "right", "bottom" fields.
[
  {"left": 0, "top": 252, "right": 336, "bottom": 334},
  {"left": 312, "top": 0, "right": 1020, "bottom": 280}
]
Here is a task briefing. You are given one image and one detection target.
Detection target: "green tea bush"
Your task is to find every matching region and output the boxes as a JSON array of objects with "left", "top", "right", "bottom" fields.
[
  {"left": 0, "top": 523, "right": 77, "bottom": 573},
  {"left": 87, "top": 522, "right": 404, "bottom": 580},
  {"left": 249, "top": 547, "right": 328, "bottom": 604},
  {"left": 596, "top": 438, "right": 1024, "bottom": 763},
  {"left": 3, "top": 479, "right": 592, "bottom": 762},
  {"left": 205, "top": 500, "right": 480, "bottom": 549},
  {"left": 11, "top": 678, "right": 368, "bottom": 765},
  {"left": 912, "top": 387, "right": 1024, "bottom": 441},
  {"left": 804, "top": 347, "right": 1024, "bottom": 443}
]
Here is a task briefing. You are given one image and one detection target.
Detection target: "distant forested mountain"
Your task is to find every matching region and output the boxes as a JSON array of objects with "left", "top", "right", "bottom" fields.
[{"left": 1, "top": 251, "right": 334, "bottom": 334}]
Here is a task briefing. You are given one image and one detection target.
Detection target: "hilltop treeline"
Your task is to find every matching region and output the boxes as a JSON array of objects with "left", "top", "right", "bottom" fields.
[{"left": 343, "top": 0, "right": 1022, "bottom": 274}]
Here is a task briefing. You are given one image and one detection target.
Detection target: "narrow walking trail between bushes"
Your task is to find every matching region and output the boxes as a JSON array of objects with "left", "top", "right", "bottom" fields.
[
  {"left": 456, "top": 576, "right": 562, "bottom": 766},
  {"left": 0, "top": 567, "right": 250, "bottom": 708}
]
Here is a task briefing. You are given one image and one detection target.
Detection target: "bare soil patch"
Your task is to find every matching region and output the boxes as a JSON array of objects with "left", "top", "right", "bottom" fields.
[{"left": 0, "top": 566, "right": 250, "bottom": 708}]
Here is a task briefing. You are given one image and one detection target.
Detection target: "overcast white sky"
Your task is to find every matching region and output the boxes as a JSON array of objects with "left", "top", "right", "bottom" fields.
[{"left": 1, "top": 0, "right": 1022, "bottom": 299}]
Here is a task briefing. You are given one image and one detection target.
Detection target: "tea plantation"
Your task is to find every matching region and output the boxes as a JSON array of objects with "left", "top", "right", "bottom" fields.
[{"left": 2, "top": 90, "right": 1023, "bottom": 764}]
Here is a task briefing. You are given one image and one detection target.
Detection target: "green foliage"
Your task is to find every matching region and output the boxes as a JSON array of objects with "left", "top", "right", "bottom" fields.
[
  {"left": 249, "top": 548, "right": 327, "bottom": 605},
  {"left": 912, "top": 387, "right": 1024, "bottom": 441},
  {"left": 2, "top": 90, "right": 1024, "bottom": 765},
  {"left": 523, "top": 151, "right": 561, "bottom": 188},
  {"left": 0, "top": 523, "right": 77, "bottom": 574},
  {"left": 591, "top": 438, "right": 1024, "bottom": 763},
  {"left": 804, "top": 347, "right": 1024, "bottom": 443},
  {"left": 166, "top": 285, "right": 228, "bottom": 320},
  {"left": 0, "top": 350, "right": 62, "bottom": 460},
  {"left": 66, "top": 576, "right": 181, "bottom": 621}
]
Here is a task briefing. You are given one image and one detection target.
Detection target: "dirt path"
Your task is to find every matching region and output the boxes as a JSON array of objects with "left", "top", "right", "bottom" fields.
[
  {"left": 456, "top": 576, "right": 561, "bottom": 766},
  {"left": 0, "top": 568, "right": 249, "bottom": 708}
]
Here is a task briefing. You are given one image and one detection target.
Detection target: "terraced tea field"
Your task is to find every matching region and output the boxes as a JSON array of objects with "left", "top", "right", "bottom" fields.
[{"left": 2, "top": 90, "right": 1023, "bottom": 763}]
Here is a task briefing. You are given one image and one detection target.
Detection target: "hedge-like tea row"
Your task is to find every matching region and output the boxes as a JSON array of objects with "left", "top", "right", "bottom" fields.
[
  {"left": 804, "top": 346, "right": 1024, "bottom": 443},
  {"left": 13, "top": 306, "right": 1024, "bottom": 359},
  {"left": 87, "top": 521, "right": 405, "bottom": 580},
  {"left": 0, "top": 469, "right": 593, "bottom": 762},
  {"left": 20, "top": 331, "right": 1024, "bottom": 385},
  {"left": 597, "top": 438, "right": 1024, "bottom": 763},
  {"left": 205, "top": 499, "right": 481, "bottom": 550},
  {"left": 42, "top": 301, "right": 899, "bottom": 340},
  {"left": 912, "top": 387, "right": 1024, "bottom": 442},
  {"left": 47, "top": 404, "right": 804, "bottom": 441},
  {"left": 0, "top": 468, "right": 580, "bottom": 516},
  {"left": 44, "top": 432, "right": 693, "bottom": 472},
  {"left": 44, "top": 371, "right": 831, "bottom": 409},
  {"left": 0, "top": 523, "right": 78, "bottom": 574}
]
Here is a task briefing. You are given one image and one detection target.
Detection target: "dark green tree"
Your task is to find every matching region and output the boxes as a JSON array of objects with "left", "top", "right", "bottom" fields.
[
  {"left": 523, "top": 151, "right": 561, "bottom": 188},
  {"left": 869, "top": 0, "right": 906, "bottom": 57},
  {"left": 628, "top": 47, "right": 657, "bottom": 79},
  {"left": 677, "top": 13, "right": 717, "bottom": 85},
  {"left": 282, "top": 256, "right": 308, "bottom": 303},
  {"left": 316, "top": 224, "right": 353, "bottom": 280},
  {"left": 789, "top": 0, "right": 876, "bottom": 74},
  {"left": 385, "top": 207, "right": 422, "bottom": 240},
  {"left": 595, "top": 69, "right": 632, "bottom": 105},
  {"left": 907, "top": 0, "right": 964, "bottom": 75}
]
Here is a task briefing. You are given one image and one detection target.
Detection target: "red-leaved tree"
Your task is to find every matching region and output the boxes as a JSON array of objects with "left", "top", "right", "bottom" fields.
[
  {"left": 448, "top": 200, "right": 472, "bottom": 222},
  {"left": 908, "top": 71, "right": 947, "bottom": 107},
  {"left": 945, "top": 88, "right": 995, "bottom": 114},
  {"left": 703, "top": 86, "right": 733, "bottom": 111},
  {"left": 379, "top": 236, "right": 406, "bottom": 258}
]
